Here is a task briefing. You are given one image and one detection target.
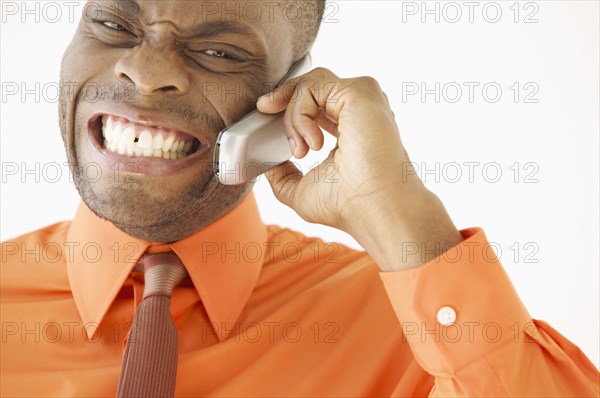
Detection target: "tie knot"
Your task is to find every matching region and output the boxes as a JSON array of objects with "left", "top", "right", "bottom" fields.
[{"left": 137, "top": 253, "right": 187, "bottom": 298}]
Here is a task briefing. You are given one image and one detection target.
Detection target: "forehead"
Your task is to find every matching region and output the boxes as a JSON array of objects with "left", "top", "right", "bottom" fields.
[{"left": 98, "top": 0, "right": 295, "bottom": 35}]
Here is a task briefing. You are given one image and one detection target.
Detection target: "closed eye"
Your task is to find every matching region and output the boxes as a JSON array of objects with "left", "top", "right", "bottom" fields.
[
  {"left": 102, "top": 21, "right": 128, "bottom": 32},
  {"left": 204, "top": 49, "right": 232, "bottom": 59},
  {"left": 90, "top": 17, "right": 139, "bottom": 48}
]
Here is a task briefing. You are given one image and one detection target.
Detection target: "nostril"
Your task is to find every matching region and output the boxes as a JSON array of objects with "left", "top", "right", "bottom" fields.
[
  {"left": 115, "top": 68, "right": 182, "bottom": 94},
  {"left": 119, "top": 73, "right": 134, "bottom": 84},
  {"left": 159, "top": 86, "right": 178, "bottom": 93}
]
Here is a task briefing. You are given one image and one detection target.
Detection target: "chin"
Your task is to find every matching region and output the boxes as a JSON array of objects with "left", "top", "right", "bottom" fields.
[{"left": 75, "top": 168, "right": 253, "bottom": 241}]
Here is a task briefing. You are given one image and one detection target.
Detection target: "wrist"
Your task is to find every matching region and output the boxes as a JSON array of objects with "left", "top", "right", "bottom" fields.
[{"left": 342, "top": 188, "right": 463, "bottom": 271}]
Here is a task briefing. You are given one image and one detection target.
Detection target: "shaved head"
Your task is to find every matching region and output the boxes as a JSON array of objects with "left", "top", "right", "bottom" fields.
[{"left": 289, "top": 0, "right": 326, "bottom": 59}]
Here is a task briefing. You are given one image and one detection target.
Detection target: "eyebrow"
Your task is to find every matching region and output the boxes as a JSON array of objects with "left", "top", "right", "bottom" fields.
[
  {"left": 112, "top": 0, "right": 140, "bottom": 18},
  {"left": 110, "top": 1, "right": 262, "bottom": 42},
  {"left": 185, "top": 21, "right": 261, "bottom": 41},
  {"left": 114, "top": 0, "right": 138, "bottom": 8}
]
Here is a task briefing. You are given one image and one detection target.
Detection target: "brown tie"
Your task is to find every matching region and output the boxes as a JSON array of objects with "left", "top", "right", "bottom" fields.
[{"left": 117, "top": 252, "right": 187, "bottom": 398}]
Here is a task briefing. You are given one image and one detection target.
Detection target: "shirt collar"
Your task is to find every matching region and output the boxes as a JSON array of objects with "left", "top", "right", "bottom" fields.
[{"left": 65, "top": 192, "right": 267, "bottom": 341}]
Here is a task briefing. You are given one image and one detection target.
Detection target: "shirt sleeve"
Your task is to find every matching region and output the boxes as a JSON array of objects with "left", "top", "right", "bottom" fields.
[{"left": 379, "top": 227, "right": 600, "bottom": 397}]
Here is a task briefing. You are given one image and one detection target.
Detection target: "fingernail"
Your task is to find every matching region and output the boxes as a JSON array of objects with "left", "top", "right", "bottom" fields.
[{"left": 288, "top": 138, "right": 296, "bottom": 154}]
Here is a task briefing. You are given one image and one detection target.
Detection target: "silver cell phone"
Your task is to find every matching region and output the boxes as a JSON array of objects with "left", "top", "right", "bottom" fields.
[{"left": 214, "top": 56, "right": 311, "bottom": 185}]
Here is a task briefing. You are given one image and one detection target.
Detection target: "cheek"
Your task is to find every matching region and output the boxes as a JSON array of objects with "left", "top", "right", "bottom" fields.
[
  {"left": 60, "top": 36, "right": 116, "bottom": 137},
  {"left": 61, "top": 36, "right": 115, "bottom": 86},
  {"left": 194, "top": 73, "right": 262, "bottom": 126}
]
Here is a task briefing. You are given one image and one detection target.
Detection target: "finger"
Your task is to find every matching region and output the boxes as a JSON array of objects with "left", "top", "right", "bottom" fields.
[
  {"left": 283, "top": 106, "right": 310, "bottom": 158},
  {"left": 258, "top": 67, "right": 341, "bottom": 156},
  {"left": 256, "top": 79, "right": 299, "bottom": 114},
  {"left": 257, "top": 67, "right": 338, "bottom": 114},
  {"left": 290, "top": 86, "right": 325, "bottom": 151},
  {"left": 315, "top": 110, "right": 338, "bottom": 137},
  {"left": 264, "top": 160, "right": 303, "bottom": 208},
  {"left": 256, "top": 90, "right": 288, "bottom": 114}
]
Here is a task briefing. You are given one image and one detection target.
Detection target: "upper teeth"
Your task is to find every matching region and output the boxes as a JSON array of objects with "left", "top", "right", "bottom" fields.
[{"left": 101, "top": 115, "right": 195, "bottom": 159}]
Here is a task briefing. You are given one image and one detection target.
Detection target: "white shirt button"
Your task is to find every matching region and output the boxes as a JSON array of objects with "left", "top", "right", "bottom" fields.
[{"left": 437, "top": 306, "right": 457, "bottom": 326}]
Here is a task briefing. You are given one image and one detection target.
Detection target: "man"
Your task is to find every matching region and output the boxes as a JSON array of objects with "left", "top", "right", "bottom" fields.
[{"left": 1, "top": 1, "right": 598, "bottom": 397}]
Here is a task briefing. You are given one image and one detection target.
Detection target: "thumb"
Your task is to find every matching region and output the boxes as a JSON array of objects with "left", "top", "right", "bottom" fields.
[{"left": 264, "top": 161, "right": 303, "bottom": 207}]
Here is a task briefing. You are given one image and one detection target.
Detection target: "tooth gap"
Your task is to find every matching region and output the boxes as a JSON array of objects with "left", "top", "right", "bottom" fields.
[{"left": 99, "top": 117, "right": 202, "bottom": 160}]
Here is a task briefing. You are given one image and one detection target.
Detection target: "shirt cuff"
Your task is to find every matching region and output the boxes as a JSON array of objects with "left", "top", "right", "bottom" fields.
[{"left": 379, "top": 227, "right": 533, "bottom": 375}]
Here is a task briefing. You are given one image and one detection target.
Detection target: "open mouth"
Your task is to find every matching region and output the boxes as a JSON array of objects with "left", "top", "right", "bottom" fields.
[{"left": 90, "top": 114, "right": 204, "bottom": 160}]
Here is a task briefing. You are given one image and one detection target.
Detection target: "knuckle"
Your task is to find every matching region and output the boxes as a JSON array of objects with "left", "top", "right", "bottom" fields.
[
  {"left": 311, "top": 67, "right": 333, "bottom": 77},
  {"left": 356, "top": 76, "right": 381, "bottom": 90},
  {"left": 290, "top": 80, "right": 313, "bottom": 104},
  {"left": 295, "top": 76, "right": 314, "bottom": 90}
]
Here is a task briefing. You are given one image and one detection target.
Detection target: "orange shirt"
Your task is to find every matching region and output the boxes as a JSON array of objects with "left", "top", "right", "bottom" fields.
[{"left": 1, "top": 192, "right": 598, "bottom": 397}]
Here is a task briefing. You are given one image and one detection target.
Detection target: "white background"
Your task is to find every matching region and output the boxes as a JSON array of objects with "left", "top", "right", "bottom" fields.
[{"left": 1, "top": 1, "right": 598, "bottom": 367}]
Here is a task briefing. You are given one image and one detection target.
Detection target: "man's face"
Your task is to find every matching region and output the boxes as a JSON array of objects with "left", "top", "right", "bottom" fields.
[{"left": 59, "top": 0, "right": 297, "bottom": 242}]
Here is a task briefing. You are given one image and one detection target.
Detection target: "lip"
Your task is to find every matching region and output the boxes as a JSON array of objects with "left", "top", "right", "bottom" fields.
[{"left": 86, "top": 110, "right": 212, "bottom": 176}]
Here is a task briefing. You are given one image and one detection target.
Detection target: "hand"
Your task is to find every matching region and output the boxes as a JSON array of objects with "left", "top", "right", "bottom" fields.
[{"left": 257, "top": 68, "right": 463, "bottom": 271}]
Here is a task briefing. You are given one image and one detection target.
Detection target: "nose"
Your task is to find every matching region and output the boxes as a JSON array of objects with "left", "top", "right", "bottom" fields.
[{"left": 114, "top": 42, "right": 190, "bottom": 96}]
